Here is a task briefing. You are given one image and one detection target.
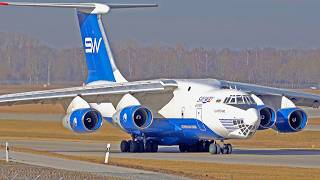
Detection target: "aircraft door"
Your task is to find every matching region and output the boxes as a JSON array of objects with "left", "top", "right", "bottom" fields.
[{"left": 196, "top": 108, "right": 206, "bottom": 131}]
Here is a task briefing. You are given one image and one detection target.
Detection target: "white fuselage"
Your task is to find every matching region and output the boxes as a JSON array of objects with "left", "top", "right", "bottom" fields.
[{"left": 89, "top": 79, "right": 261, "bottom": 140}]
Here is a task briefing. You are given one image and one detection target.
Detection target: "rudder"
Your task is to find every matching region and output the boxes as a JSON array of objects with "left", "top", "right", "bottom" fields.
[{"left": 77, "top": 11, "right": 116, "bottom": 83}]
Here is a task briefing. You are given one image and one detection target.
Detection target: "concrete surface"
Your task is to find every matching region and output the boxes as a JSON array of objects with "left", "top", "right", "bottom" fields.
[{"left": 4, "top": 139, "right": 320, "bottom": 169}]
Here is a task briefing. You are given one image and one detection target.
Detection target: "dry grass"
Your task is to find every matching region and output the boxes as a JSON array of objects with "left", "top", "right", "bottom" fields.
[
  {"left": 300, "top": 89, "right": 320, "bottom": 94},
  {"left": 309, "top": 118, "right": 320, "bottom": 125},
  {"left": 2, "top": 145, "right": 319, "bottom": 180},
  {"left": 230, "top": 129, "right": 320, "bottom": 149},
  {"left": 0, "top": 104, "right": 64, "bottom": 113},
  {"left": 0, "top": 120, "right": 129, "bottom": 142}
]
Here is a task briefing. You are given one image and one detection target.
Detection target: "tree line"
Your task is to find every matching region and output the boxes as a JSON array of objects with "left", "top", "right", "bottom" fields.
[{"left": 0, "top": 32, "right": 319, "bottom": 88}]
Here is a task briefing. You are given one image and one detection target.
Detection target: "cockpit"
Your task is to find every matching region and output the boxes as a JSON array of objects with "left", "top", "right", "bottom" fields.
[{"left": 223, "top": 95, "right": 256, "bottom": 105}]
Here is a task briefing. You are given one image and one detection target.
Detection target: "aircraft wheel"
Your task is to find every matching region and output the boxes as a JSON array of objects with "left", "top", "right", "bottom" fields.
[
  {"left": 130, "top": 140, "right": 139, "bottom": 153},
  {"left": 209, "top": 143, "right": 217, "bottom": 154},
  {"left": 227, "top": 144, "right": 233, "bottom": 154},
  {"left": 179, "top": 144, "right": 187, "bottom": 152},
  {"left": 138, "top": 140, "right": 144, "bottom": 153},
  {"left": 145, "top": 140, "right": 153, "bottom": 152},
  {"left": 221, "top": 144, "right": 229, "bottom": 154},
  {"left": 204, "top": 141, "right": 210, "bottom": 152},
  {"left": 216, "top": 144, "right": 221, "bottom": 154},
  {"left": 120, "top": 140, "right": 129, "bottom": 152},
  {"left": 197, "top": 140, "right": 205, "bottom": 152},
  {"left": 151, "top": 141, "right": 158, "bottom": 152},
  {"left": 187, "top": 144, "right": 198, "bottom": 152}
]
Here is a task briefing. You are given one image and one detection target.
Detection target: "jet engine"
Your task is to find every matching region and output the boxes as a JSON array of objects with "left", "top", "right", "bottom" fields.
[
  {"left": 275, "top": 108, "right": 308, "bottom": 133},
  {"left": 113, "top": 105, "right": 153, "bottom": 132},
  {"left": 257, "top": 105, "right": 276, "bottom": 130},
  {"left": 63, "top": 108, "right": 103, "bottom": 133}
]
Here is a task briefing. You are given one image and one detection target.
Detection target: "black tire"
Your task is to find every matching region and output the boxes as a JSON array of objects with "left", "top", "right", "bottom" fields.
[
  {"left": 130, "top": 140, "right": 139, "bottom": 153},
  {"left": 209, "top": 143, "right": 217, "bottom": 154},
  {"left": 145, "top": 140, "right": 153, "bottom": 152},
  {"left": 216, "top": 144, "right": 221, "bottom": 154},
  {"left": 179, "top": 144, "right": 187, "bottom": 152},
  {"left": 204, "top": 141, "right": 210, "bottom": 152},
  {"left": 227, "top": 144, "right": 233, "bottom": 154},
  {"left": 221, "top": 144, "right": 228, "bottom": 154},
  {"left": 151, "top": 141, "right": 158, "bottom": 152},
  {"left": 127, "top": 140, "right": 132, "bottom": 152},
  {"left": 120, "top": 140, "right": 129, "bottom": 152},
  {"left": 138, "top": 140, "right": 144, "bottom": 153},
  {"left": 198, "top": 140, "right": 204, "bottom": 152},
  {"left": 187, "top": 144, "right": 198, "bottom": 152}
]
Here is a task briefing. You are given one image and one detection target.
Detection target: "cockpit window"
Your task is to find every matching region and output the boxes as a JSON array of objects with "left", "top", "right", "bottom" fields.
[
  {"left": 224, "top": 95, "right": 256, "bottom": 105},
  {"left": 244, "top": 96, "right": 251, "bottom": 104},
  {"left": 229, "top": 96, "right": 236, "bottom": 104},
  {"left": 236, "top": 95, "right": 244, "bottom": 104},
  {"left": 249, "top": 96, "right": 256, "bottom": 103}
]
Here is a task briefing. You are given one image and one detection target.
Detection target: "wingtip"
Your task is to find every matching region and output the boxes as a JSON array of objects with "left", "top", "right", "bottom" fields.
[{"left": 0, "top": 2, "right": 8, "bottom": 6}]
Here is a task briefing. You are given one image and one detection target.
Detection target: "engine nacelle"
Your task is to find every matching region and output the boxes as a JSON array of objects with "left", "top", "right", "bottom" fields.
[
  {"left": 63, "top": 108, "right": 103, "bottom": 133},
  {"left": 275, "top": 108, "right": 308, "bottom": 133},
  {"left": 113, "top": 105, "right": 153, "bottom": 132},
  {"left": 257, "top": 105, "right": 276, "bottom": 130}
]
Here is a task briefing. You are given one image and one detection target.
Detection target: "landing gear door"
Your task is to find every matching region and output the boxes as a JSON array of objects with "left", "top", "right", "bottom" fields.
[{"left": 196, "top": 108, "right": 206, "bottom": 131}]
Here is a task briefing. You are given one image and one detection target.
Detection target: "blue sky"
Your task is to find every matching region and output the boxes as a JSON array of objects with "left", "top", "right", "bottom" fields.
[{"left": 0, "top": 0, "right": 320, "bottom": 49}]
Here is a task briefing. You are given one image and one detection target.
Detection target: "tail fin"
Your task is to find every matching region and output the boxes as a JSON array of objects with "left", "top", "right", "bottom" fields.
[
  {"left": 77, "top": 11, "right": 119, "bottom": 83},
  {"left": 0, "top": 2, "right": 157, "bottom": 84}
]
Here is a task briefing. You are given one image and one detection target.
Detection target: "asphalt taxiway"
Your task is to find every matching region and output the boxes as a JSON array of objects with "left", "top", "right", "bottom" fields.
[
  {"left": 0, "top": 147, "right": 188, "bottom": 180},
  {"left": 5, "top": 139, "right": 320, "bottom": 169}
]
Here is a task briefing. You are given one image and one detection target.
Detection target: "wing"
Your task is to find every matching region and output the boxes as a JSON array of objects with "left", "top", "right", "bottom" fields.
[
  {"left": 0, "top": 79, "right": 178, "bottom": 112},
  {"left": 219, "top": 80, "right": 320, "bottom": 109}
]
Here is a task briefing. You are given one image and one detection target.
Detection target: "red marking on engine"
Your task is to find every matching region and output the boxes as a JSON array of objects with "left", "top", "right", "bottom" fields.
[{"left": 0, "top": 2, "right": 9, "bottom": 6}]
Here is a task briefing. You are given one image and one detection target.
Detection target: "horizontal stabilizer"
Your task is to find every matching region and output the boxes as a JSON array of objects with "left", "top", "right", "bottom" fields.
[{"left": 0, "top": 2, "right": 158, "bottom": 14}]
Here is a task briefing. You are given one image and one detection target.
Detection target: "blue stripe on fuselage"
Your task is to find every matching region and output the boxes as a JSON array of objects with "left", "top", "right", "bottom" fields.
[{"left": 103, "top": 117, "right": 224, "bottom": 145}]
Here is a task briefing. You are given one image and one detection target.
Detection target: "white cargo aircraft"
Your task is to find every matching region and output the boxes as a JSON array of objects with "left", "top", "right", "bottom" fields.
[{"left": 0, "top": 2, "right": 319, "bottom": 154}]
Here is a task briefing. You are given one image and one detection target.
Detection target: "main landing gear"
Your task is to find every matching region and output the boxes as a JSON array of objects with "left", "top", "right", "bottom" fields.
[
  {"left": 120, "top": 139, "right": 158, "bottom": 153},
  {"left": 209, "top": 143, "right": 232, "bottom": 155},
  {"left": 179, "top": 140, "right": 233, "bottom": 155}
]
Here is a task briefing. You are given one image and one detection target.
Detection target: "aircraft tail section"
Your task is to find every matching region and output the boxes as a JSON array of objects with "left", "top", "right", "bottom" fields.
[
  {"left": 0, "top": 2, "right": 157, "bottom": 83},
  {"left": 77, "top": 11, "right": 118, "bottom": 83}
]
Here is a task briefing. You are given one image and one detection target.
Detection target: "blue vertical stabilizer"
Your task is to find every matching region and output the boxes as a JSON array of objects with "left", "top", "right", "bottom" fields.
[{"left": 77, "top": 11, "right": 116, "bottom": 83}]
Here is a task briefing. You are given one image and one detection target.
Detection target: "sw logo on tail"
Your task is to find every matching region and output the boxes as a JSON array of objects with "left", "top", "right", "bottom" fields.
[{"left": 85, "top": 37, "right": 102, "bottom": 54}]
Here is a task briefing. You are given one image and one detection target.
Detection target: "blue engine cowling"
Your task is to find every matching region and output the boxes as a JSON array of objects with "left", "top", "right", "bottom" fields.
[
  {"left": 257, "top": 105, "right": 276, "bottom": 130},
  {"left": 115, "top": 105, "right": 153, "bottom": 133},
  {"left": 275, "top": 108, "right": 308, "bottom": 133},
  {"left": 63, "top": 108, "right": 103, "bottom": 133}
]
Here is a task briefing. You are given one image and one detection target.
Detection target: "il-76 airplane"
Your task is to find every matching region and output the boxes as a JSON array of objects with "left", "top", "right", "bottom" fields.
[{"left": 0, "top": 2, "right": 319, "bottom": 154}]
